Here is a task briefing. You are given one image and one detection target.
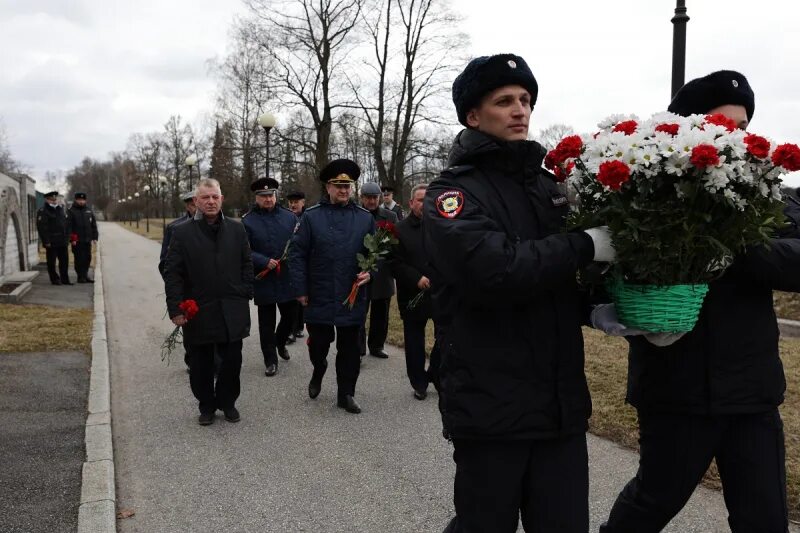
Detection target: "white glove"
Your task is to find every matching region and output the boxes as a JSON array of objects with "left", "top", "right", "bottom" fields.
[
  {"left": 643, "top": 332, "right": 686, "bottom": 347},
  {"left": 584, "top": 226, "right": 616, "bottom": 262},
  {"left": 590, "top": 304, "right": 646, "bottom": 337}
]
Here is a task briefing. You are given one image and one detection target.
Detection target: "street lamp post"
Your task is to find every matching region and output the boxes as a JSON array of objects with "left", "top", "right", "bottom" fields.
[
  {"left": 127, "top": 196, "right": 133, "bottom": 226},
  {"left": 258, "top": 112, "right": 276, "bottom": 179},
  {"left": 134, "top": 192, "right": 140, "bottom": 229},
  {"left": 671, "top": 0, "right": 690, "bottom": 98},
  {"left": 159, "top": 176, "right": 168, "bottom": 237},
  {"left": 143, "top": 185, "right": 151, "bottom": 233},
  {"left": 185, "top": 155, "right": 197, "bottom": 191}
]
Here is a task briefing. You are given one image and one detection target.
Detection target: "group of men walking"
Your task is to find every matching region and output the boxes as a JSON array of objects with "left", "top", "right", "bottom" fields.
[
  {"left": 36, "top": 190, "right": 98, "bottom": 285},
  {"left": 158, "top": 51, "right": 800, "bottom": 532}
]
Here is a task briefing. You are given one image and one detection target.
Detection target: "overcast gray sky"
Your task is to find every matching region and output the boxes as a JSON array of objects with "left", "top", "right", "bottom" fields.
[{"left": 2, "top": 0, "right": 799, "bottom": 187}]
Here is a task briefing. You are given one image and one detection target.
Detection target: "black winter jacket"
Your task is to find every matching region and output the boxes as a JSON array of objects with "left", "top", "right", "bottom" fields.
[
  {"left": 67, "top": 204, "right": 99, "bottom": 243},
  {"left": 391, "top": 213, "right": 433, "bottom": 322},
  {"left": 627, "top": 202, "right": 800, "bottom": 415},
  {"left": 164, "top": 215, "right": 253, "bottom": 345},
  {"left": 423, "top": 129, "right": 595, "bottom": 440},
  {"left": 36, "top": 204, "right": 70, "bottom": 247},
  {"left": 159, "top": 211, "right": 192, "bottom": 278}
]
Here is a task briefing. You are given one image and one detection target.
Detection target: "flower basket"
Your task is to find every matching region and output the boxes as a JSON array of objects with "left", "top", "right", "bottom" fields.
[{"left": 607, "top": 278, "right": 709, "bottom": 333}]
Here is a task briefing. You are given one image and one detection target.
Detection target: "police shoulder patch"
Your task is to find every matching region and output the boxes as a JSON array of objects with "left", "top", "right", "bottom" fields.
[{"left": 435, "top": 190, "right": 465, "bottom": 219}]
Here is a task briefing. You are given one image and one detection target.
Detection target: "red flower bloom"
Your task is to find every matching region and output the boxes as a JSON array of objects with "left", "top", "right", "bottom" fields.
[
  {"left": 596, "top": 160, "right": 630, "bottom": 190},
  {"left": 544, "top": 150, "right": 559, "bottom": 170},
  {"left": 178, "top": 299, "right": 199, "bottom": 320},
  {"left": 704, "top": 113, "right": 737, "bottom": 132},
  {"left": 612, "top": 120, "right": 638, "bottom": 135},
  {"left": 743, "top": 134, "right": 771, "bottom": 159},
  {"left": 772, "top": 143, "right": 800, "bottom": 171},
  {"left": 554, "top": 135, "right": 583, "bottom": 160},
  {"left": 376, "top": 220, "right": 398, "bottom": 238},
  {"left": 654, "top": 123, "right": 680, "bottom": 136},
  {"left": 690, "top": 144, "right": 720, "bottom": 168},
  {"left": 553, "top": 161, "right": 574, "bottom": 183}
]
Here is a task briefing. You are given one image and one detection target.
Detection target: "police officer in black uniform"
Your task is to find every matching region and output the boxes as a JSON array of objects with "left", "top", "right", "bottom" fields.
[
  {"left": 286, "top": 190, "right": 307, "bottom": 342},
  {"left": 381, "top": 185, "right": 404, "bottom": 220},
  {"left": 289, "top": 160, "right": 376, "bottom": 414},
  {"left": 36, "top": 191, "right": 72, "bottom": 285},
  {"left": 601, "top": 71, "right": 800, "bottom": 533},
  {"left": 67, "top": 192, "right": 98, "bottom": 283},
  {"left": 424, "top": 54, "right": 613, "bottom": 533},
  {"left": 358, "top": 181, "right": 398, "bottom": 359}
]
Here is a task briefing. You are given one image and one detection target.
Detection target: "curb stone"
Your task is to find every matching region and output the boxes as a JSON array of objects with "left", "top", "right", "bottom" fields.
[
  {"left": 778, "top": 318, "right": 800, "bottom": 338},
  {"left": 78, "top": 246, "right": 116, "bottom": 533}
]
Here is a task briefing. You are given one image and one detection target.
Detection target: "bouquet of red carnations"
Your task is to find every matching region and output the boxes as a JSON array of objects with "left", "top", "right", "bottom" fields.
[
  {"left": 343, "top": 220, "right": 399, "bottom": 309},
  {"left": 161, "top": 299, "right": 199, "bottom": 364}
]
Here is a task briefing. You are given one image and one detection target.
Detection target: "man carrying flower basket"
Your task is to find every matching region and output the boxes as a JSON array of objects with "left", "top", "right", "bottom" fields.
[
  {"left": 423, "top": 54, "right": 615, "bottom": 533},
  {"left": 164, "top": 178, "right": 254, "bottom": 426},
  {"left": 580, "top": 71, "right": 800, "bottom": 533},
  {"left": 288, "top": 159, "right": 375, "bottom": 414}
]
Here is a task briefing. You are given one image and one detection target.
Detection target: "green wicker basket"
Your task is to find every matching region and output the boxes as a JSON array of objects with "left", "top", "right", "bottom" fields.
[{"left": 608, "top": 279, "right": 709, "bottom": 333}]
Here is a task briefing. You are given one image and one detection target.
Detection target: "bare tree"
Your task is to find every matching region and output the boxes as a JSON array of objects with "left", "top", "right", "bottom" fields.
[
  {"left": 532, "top": 123, "right": 575, "bottom": 151},
  {"left": 351, "top": 0, "right": 467, "bottom": 200},
  {"left": 0, "top": 118, "right": 20, "bottom": 175},
  {"left": 244, "top": 0, "right": 363, "bottom": 173}
]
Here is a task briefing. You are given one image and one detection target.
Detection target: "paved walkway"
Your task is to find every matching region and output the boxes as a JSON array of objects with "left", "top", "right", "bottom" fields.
[{"left": 104, "top": 221, "right": 738, "bottom": 532}]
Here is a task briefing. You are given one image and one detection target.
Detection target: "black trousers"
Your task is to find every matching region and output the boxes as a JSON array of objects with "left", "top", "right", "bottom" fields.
[
  {"left": 293, "top": 305, "right": 305, "bottom": 334},
  {"left": 186, "top": 340, "right": 242, "bottom": 414},
  {"left": 601, "top": 409, "right": 787, "bottom": 533},
  {"left": 45, "top": 245, "right": 69, "bottom": 283},
  {"left": 359, "top": 297, "right": 391, "bottom": 355},
  {"left": 444, "top": 434, "right": 589, "bottom": 533},
  {"left": 257, "top": 300, "right": 298, "bottom": 366},
  {"left": 402, "top": 318, "right": 442, "bottom": 392},
  {"left": 306, "top": 323, "right": 360, "bottom": 399},
  {"left": 72, "top": 242, "right": 92, "bottom": 279}
]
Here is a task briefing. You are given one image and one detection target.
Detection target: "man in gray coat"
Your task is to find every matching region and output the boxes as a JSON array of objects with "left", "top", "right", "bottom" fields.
[{"left": 359, "top": 181, "right": 398, "bottom": 359}]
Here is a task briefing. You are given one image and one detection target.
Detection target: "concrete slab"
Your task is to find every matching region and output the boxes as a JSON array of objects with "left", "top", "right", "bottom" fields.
[
  {"left": 86, "top": 422, "right": 113, "bottom": 462},
  {"left": 77, "top": 500, "right": 116, "bottom": 533},
  {"left": 23, "top": 263, "right": 94, "bottom": 309},
  {"left": 81, "top": 460, "right": 115, "bottom": 504},
  {"left": 3, "top": 270, "right": 39, "bottom": 283},
  {"left": 0, "top": 280, "right": 32, "bottom": 303}
]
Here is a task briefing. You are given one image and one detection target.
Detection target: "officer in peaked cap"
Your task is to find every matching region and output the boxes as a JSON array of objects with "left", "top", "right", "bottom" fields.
[
  {"left": 67, "top": 191, "right": 98, "bottom": 283},
  {"left": 288, "top": 159, "right": 375, "bottom": 414},
  {"left": 380, "top": 185, "right": 404, "bottom": 220},
  {"left": 242, "top": 175, "right": 298, "bottom": 377},
  {"left": 600, "top": 70, "right": 800, "bottom": 533},
  {"left": 425, "top": 54, "right": 615, "bottom": 532},
  {"left": 36, "top": 190, "right": 72, "bottom": 285}
]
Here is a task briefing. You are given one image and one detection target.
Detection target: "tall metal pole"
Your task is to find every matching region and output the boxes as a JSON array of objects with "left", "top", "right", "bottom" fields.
[
  {"left": 145, "top": 193, "right": 150, "bottom": 234},
  {"left": 263, "top": 126, "right": 272, "bottom": 179},
  {"left": 671, "top": 0, "right": 690, "bottom": 98}
]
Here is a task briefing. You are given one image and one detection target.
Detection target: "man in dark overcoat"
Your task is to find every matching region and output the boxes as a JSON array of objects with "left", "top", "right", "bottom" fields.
[
  {"left": 165, "top": 178, "right": 253, "bottom": 426},
  {"left": 391, "top": 183, "right": 440, "bottom": 399},
  {"left": 36, "top": 191, "right": 72, "bottom": 285},
  {"left": 158, "top": 190, "right": 196, "bottom": 278},
  {"left": 423, "top": 54, "right": 613, "bottom": 532},
  {"left": 601, "top": 70, "right": 800, "bottom": 533},
  {"left": 358, "top": 181, "right": 397, "bottom": 359},
  {"left": 67, "top": 192, "right": 98, "bottom": 283},
  {"left": 381, "top": 185, "right": 404, "bottom": 220},
  {"left": 289, "top": 159, "right": 375, "bottom": 414},
  {"left": 242, "top": 177, "right": 299, "bottom": 376}
]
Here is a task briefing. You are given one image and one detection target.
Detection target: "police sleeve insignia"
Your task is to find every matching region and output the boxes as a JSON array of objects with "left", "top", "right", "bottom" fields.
[{"left": 436, "top": 190, "right": 465, "bottom": 219}]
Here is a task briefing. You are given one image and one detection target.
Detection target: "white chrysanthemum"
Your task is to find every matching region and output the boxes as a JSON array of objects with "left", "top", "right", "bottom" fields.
[
  {"left": 674, "top": 182, "right": 687, "bottom": 198},
  {"left": 687, "top": 114, "right": 707, "bottom": 128},
  {"left": 758, "top": 181, "right": 770, "bottom": 198},
  {"left": 704, "top": 166, "right": 731, "bottom": 192},
  {"left": 771, "top": 184, "right": 783, "bottom": 201},
  {"left": 634, "top": 145, "right": 661, "bottom": 168},
  {"left": 597, "top": 114, "right": 639, "bottom": 130},
  {"left": 664, "top": 154, "right": 689, "bottom": 176}
]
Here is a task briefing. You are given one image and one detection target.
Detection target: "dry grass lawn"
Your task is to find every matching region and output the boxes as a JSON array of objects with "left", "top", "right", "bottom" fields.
[
  {"left": 384, "top": 301, "right": 800, "bottom": 519},
  {"left": 0, "top": 303, "right": 93, "bottom": 354},
  {"left": 776, "top": 291, "right": 800, "bottom": 321},
  {"left": 115, "top": 218, "right": 175, "bottom": 243}
]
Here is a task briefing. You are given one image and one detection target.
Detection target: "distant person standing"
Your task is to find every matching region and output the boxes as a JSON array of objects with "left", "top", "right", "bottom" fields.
[
  {"left": 285, "top": 190, "right": 307, "bottom": 342},
  {"left": 381, "top": 185, "right": 404, "bottom": 220},
  {"left": 158, "top": 190, "right": 196, "bottom": 278},
  {"left": 242, "top": 177, "right": 299, "bottom": 377},
  {"left": 164, "top": 178, "right": 253, "bottom": 425},
  {"left": 358, "top": 181, "right": 397, "bottom": 359},
  {"left": 67, "top": 192, "right": 98, "bottom": 283},
  {"left": 36, "top": 191, "right": 72, "bottom": 285},
  {"left": 289, "top": 159, "right": 375, "bottom": 414}
]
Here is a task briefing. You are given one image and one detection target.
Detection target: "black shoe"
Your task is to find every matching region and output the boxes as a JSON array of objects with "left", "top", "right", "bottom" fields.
[
  {"left": 265, "top": 363, "right": 278, "bottom": 376},
  {"left": 62, "top": 280, "right": 74, "bottom": 285},
  {"left": 198, "top": 412, "right": 214, "bottom": 425},
  {"left": 294, "top": 330, "right": 305, "bottom": 338},
  {"left": 77, "top": 278, "right": 88, "bottom": 283},
  {"left": 223, "top": 407, "right": 240, "bottom": 422},
  {"left": 308, "top": 378, "right": 322, "bottom": 399},
  {"left": 277, "top": 346, "right": 290, "bottom": 361},
  {"left": 413, "top": 389, "right": 427, "bottom": 401},
  {"left": 337, "top": 395, "right": 361, "bottom": 414},
  {"left": 51, "top": 280, "right": 62, "bottom": 286},
  {"left": 369, "top": 350, "right": 389, "bottom": 359},
  {"left": 286, "top": 334, "right": 296, "bottom": 345}
]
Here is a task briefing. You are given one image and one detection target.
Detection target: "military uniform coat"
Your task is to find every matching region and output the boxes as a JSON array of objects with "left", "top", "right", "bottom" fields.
[
  {"left": 164, "top": 215, "right": 254, "bottom": 345},
  {"left": 36, "top": 204, "right": 70, "bottom": 247},
  {"left": 289, "top": 197, "right": 376, "bottom": 327},
  {"left": 423, "top": 128, "right": 595, "bottom": 441},
  {"left": 242, "top": 204, "right": 298, "bottom": 306},
  {"left": 67, "top": 204, "right": 99, "bottom": 243}
]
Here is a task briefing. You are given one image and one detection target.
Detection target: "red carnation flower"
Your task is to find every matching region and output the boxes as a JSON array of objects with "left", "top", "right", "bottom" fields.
[
  {"left": 544, "top": 150, "right": 559, "bottom": 170},
  {"left": 690, "top": 144, "right": 720, "bottom": 168},
  {"left": 743, "top": 134, "right": 770, "bottom": 159},
  {"left": 596, "top": 160, "right": 630, "bottom": 190},
  {"left": 553, "top": 161, "right": 575, "bottom": 183},
  {"left": 376, "top": 220, "right": 398, "bottom": 238},
  {"left": 704, "top": 113, "right": 738, "bottom": 132},
  {"left": 772, "top": 143, "right": 800, "bottom": 171},
  {"left": 178, "top": 299, "right": 199, "bottom": 320},
  {"left": 655, "top": 123, "right": 680, "bottom": 136},
  {"left": 554, "top": 135, "right": 583, "bottom": 160},
  {"left": 612, "top": 120, "right": 638, "bottom": 136}
]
